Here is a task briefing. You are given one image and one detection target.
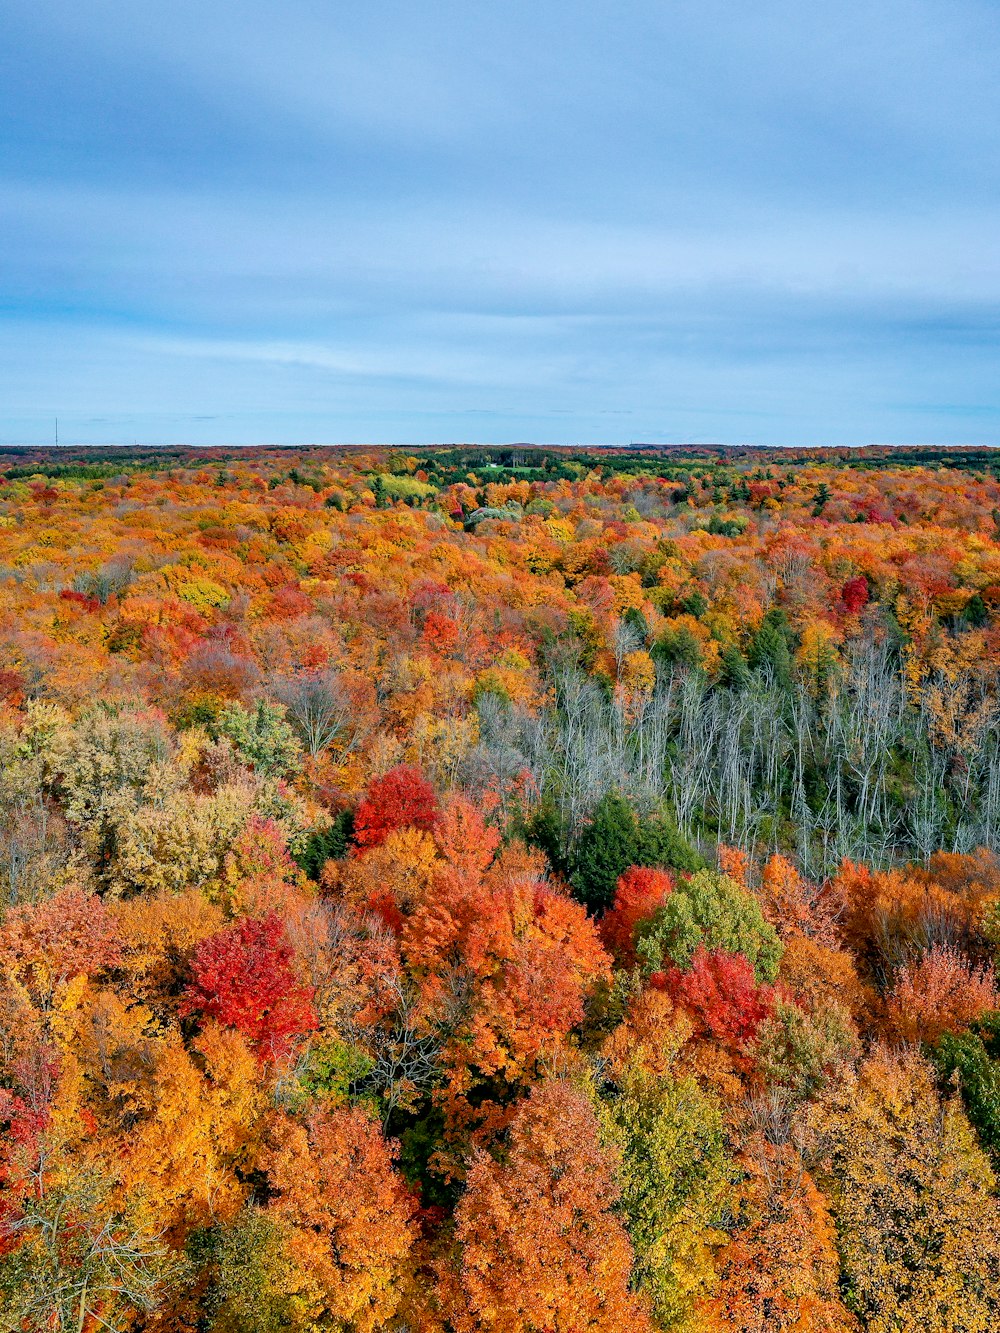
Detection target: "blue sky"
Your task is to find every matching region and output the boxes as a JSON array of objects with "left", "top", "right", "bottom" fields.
[{"left": 2, "top": 0, "right": 999, "bottom": 446}]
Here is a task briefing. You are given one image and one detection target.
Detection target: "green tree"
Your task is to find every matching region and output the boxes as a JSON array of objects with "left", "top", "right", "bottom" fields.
[
  {"left": 523, "top": 797, "right": 571, "bottom": 879},
  {"left": 719, "top": 644, "right": 752, "bottom": 690},
  {"left": 600, "top": 1062, "right": 730, "bottom": 1329},
  {"left": 637, "top": 869, "right": 782, "bottom": 982},
  {"left": 964, "top": 593, "right": 989, "bottom": 628},
  {"left": 932, "top": 1016, "right": 1000, "bottom": 1162},
  {"left": 571, "top": 796, "right": 704, "bottom": 913},
  {"left": 571, "top": 792, "right": 640, "bottom": 911},
  {"left": 294, "top": 809, "right": 354, "bottom": 880},
  {"left": 207, "top": 1208, "right": 307, "bottom": 1333},
  {"left": 637, "top": 815, "right": 705, "bottom": 877},
  {"left": 748, "top": 609, "right": 794, "bottom": 687},
  {"left": 812, "top": 481, "right": 830, "bottom": 516},
  {"left": 651, "top": 626, "right": 703, "bottom": 671},
  {"left": 217, "top": 700, "right": 302, "bottom": 778}
]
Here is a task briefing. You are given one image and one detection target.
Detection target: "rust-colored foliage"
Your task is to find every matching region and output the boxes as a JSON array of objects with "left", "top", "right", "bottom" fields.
[
  {"left": 451, "top": 1080, "right": 652, "bottom": 1333},
  {"left": 266, "top": 1106, "right": 417, "bottom": 1332},
  {"left": 882, "top": 944, "right": 999, "bottom": 1044},
  {"left": 600, "top": 865, "right": 674, "bottom": 966},
  {"left": 709, "top": 1134, "right": 857, "bottom": 1333},
  {"left": 0, "top": 886, "right": 122, "bottom": 1008}
]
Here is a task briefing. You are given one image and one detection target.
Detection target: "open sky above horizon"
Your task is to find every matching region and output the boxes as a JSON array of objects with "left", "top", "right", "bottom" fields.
[{"left": 2, "top": 1, "right": 999, "bottom": 447}]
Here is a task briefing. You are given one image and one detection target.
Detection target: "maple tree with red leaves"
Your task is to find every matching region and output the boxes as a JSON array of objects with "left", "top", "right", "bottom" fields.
[
  {"left": 180, "top": 913, "right": 317, "bottom": 1062},
  {"left": 351, "top": 764, "right": 439, "bottom": 850},
  {"left": 840, "top": 574, "right": 869, "bottom": 615},
  {"left": 653, "top": 945, "right": 777, "bottom": 1051}
]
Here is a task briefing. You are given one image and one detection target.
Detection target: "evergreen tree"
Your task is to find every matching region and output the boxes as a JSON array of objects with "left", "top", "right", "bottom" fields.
[
  {"left": 748, "top": 608, "right": 794, "bottom": 687},
  {"left": 719, "top": 643, "right": 752, "bottom": 690},
  {"left": 933, "top": 1016, "right": 1000, "bottom": 1162},
  {"left": 571, "top": 792, "right": 639, "bottom": 912}
]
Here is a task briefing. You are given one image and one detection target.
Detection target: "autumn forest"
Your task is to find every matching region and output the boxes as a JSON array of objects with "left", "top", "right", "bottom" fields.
[{"left": 3, "top": 441, "right": 1000, "bottom": 1332}]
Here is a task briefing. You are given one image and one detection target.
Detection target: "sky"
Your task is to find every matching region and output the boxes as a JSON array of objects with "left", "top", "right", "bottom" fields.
[{"left": 2, "top": 0, "right": 999, "bottom": 447}]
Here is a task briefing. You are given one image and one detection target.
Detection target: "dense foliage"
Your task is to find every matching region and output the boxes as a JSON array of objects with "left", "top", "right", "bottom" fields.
[{"left": 1, "top": 442, "right": 1000, "bottom": 1330}]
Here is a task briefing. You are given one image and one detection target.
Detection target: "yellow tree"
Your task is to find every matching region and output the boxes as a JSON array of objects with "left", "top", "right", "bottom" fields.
[
  {"left": 51, "top": 987, "right": 265, "bottom": 1240},
  {"left": 598, "top": 1049, "right": 729, "bottom": 1332},
  {"left": 807, "top": 1047, "right": 1000, "bottom": 1332}
]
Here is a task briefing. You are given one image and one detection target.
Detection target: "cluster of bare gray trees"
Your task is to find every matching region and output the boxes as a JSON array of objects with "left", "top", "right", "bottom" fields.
[{"left": 474, "top": 637, "right": 1000, "bottom": 876}]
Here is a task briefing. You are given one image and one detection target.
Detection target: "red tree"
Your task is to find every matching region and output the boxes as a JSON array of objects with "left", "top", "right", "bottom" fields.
[
  {"left": 180, "top": 913, "right": 316, "bottom": 1062},
  {"left": 352, "top": 765, "right": 439, "bottom": 851},
  {"left": 840, "top": 576, "right": 869, "bottom": 615},
  {"left": 654, "top": 946, "right": 775, "bottom": 1050},
  {"left": 600, "top": 866, "right": 674, "bottom": 966}
]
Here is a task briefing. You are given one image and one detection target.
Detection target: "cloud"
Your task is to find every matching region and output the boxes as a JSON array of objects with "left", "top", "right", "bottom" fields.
[{"left": 1, "top": 0, "right": 999, "bottom": 443}]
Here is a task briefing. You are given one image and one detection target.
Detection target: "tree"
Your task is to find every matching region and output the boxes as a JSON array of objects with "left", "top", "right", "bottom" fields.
[
  {"left": 832, "top": 859, "right": 985, "bottom": 981},
  {"left": 351, "top": 765, "right": 438, "bottom": 851},
  {"left": 54, "top": 990, "right": 265, "bottom": 1239},
  {"left": 571, "top": 792, "right": 640, "bottom": 912},
  {"left": 51, "top": 707, "right": 181, "bottom": 881},
  {"left": 637, "top": 815, "right": 705, "bottom": 876},
  {"left": 840, "top": 575, "right": 869, "bottom": 615},
  {"left": 181, "top": 914, "right": 317, "bottom": 1063},
  {"left": 216, "top": 699, "right": 302, "bottom": 777},
  {"left": 207, "top": 1207, "right": 310, "bottom": 1333},
  {"left": 600, "top": 866, "right": 674, "bottom": 966},
  {"left": 754, "top": 996, "right": 859, "bottom": 1102},
  {"left": 708, "top": 1135, "right": 857, "bottom": 1333},
  {"left": 265, "top": 1107, "right": 416, "bottom": 1333},
  {"left": 599, "top": 1060, "right": 729, "bottom": 1331},
  {"left": 807, "top": 1047, "right": 1000, "bottom": 1332},
  {"left": 453, "top": 1080, "right": 651, "bottom": 1333},
  {"left": 656, "top": 946, "right": 776, "bottom": 1053},
  {"left": 0, "top": 1162, "right": 176, "bottom": 1333},
  {"left": 795, "top": 621, "right": 841, "bottom": 697},
  {"left": 274, "top": 671, "right": 362, "bottom": 759},
  {"left": 759, "top": 852, "right": 840, "bottom": 945},
  {"left": 882, "top": 944, "right": 998, "bottom": 1045},
  {"left": 0, "top": 886, "right": 122, "bottom": 1011},
  {"left": 571, "top": 796, "right": 702, "bottom": 914},
  {"left": 112, "top": 886, "right": 226, "bottom": 1008},
  {"left": 359, "top": 807, "right": 613, "bottom": 1128},
  {"left": 637, "top": 870, "right": 782, "bottom": 983},
  {"left": 776, "top": 934, "right": 867, "bottom": 1017},
  {"left": 294, "top": 809, "right": 354, "bottom": 881},
  {"left": 931, "top": 1017, "right": 1000, "bottom": 1162},
  {"left": 719, "top": 643, "right": 752, "bottom": 689},
  {"left": 747, "top": 609, "right": 794, "bottom": 686}
]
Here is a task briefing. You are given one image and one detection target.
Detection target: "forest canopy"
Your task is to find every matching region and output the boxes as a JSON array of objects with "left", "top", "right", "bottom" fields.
[{"left": 1, "top": 442, "right": 1000, "bottom": 1330}]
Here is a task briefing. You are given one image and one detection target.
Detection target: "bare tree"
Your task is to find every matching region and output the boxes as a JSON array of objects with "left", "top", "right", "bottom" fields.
[
  {"left": 273, "top": 671, "right": 366, "bottom": 759},
  {"left": 0, "top": 1160, "right": 175, "bottom": 1332}
]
